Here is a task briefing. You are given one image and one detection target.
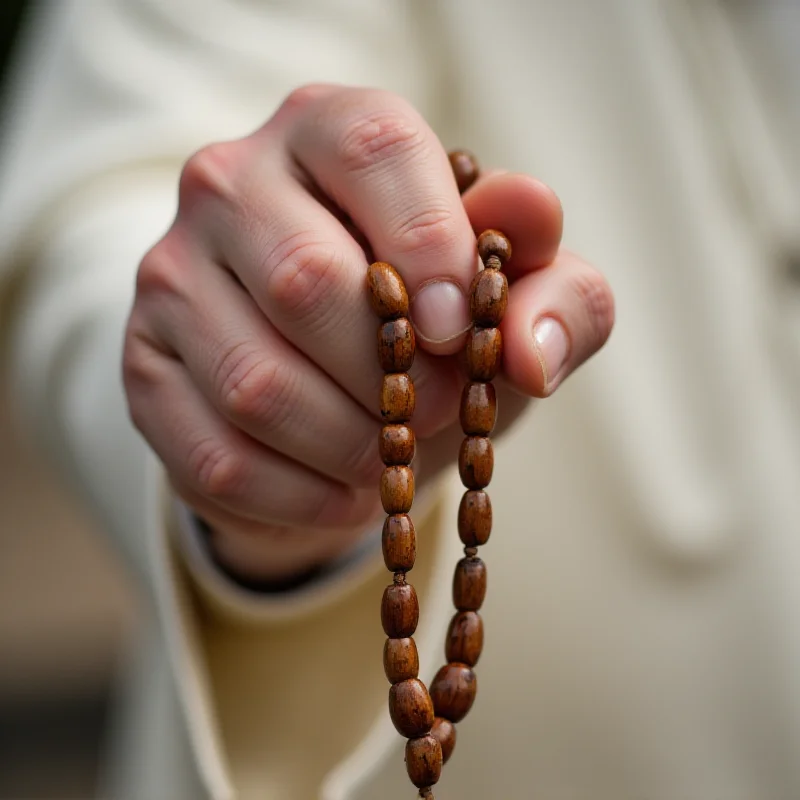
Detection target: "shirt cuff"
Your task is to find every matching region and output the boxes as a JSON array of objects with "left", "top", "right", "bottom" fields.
[{"left": 171, "top": 498, "right": 386, "bottom": 624}]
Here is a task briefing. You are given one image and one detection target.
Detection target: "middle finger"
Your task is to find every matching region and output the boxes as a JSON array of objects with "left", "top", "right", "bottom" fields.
[{"left": 188, "top": 150, "right": 463, "bottom": 438}]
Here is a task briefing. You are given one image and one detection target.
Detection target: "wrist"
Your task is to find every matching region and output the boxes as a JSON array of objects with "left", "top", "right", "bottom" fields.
[{"left": 202, "top": 515, "right": 380, "bottom": 588}]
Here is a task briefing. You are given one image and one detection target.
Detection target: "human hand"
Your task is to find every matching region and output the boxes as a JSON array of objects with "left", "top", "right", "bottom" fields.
[{"left": 123, "top": 85, "right": 614, "bottom": 582}]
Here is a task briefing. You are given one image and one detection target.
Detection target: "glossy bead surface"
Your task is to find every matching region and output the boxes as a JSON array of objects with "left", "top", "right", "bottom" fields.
[
  {"left": 384, "top": 637, "right": 420, "bottom": 684},
  {"left": 430, "top": 663, "right": 477, "bottom": 723},
  {"left": 469, "top": 269, "right": 508, "bottom": 327},
  {"left": 466, "top": 326, "right": 502, "bottom": 381},
  {"left": 457, "top": 490, "right": 492, "bottom": 546},
  {"left": 380, "top": 373, "right": 415, "bottom": 422},
  {"left": 445, "top": 611, "right": 484, "bottom": 666},
  {"left": 389, "top": 678, "right": 435, "bottom": 738},
  {"left": 453, "top": 557, "right": 487, "bottom": 611},
  {"left": 430, "top": 717, "right": 457, "bottom": 764},
  {"left": 367, "top": 261, "right": 409, "bottom": 319},
  {"left": 379, "top": 424, "right": 415, "bottom": 466},
  {"left": 382, "top": 514, "right": 416, "bottom": 571},
  {"left": 377, "top": 318, "right": 416, "bottom": 372},
  {"left": 448, "top": 149, "right": 480, "bottom": 194},
  {"left": 477, "top": 229, "right": 512, "bottom": 266},
  {"left": 380, "top": 466, "right": 414, "bottom": 514},
  {"left": 460, "top": 382, "right": 497, "bottom": 435},
  {"left": 381, "top": 582, "right": 419, "bottom": 637},
  {"left": 405, "top": 735, "right": 443, "bottom": 788},
  {"left": 458, "top": 436, "right": 494, "bottom": 489}
]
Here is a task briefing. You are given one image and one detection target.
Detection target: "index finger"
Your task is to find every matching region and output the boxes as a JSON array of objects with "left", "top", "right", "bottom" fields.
[{"left": 288, "top": 88, "right": 477, "bottom": 353}]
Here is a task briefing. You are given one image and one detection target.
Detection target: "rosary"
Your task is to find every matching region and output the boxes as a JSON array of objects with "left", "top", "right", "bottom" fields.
[{"left": 367, "top": 151, "right": 510, "bottom": 797}]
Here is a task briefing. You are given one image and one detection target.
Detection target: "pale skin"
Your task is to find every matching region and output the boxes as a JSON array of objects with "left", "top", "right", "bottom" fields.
[{"left": 122, "top": 85, "right": 615, "bottom": 581}]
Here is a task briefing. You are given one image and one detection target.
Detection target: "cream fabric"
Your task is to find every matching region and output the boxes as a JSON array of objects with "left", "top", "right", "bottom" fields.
[{"left": 2, "top": 1, "right": 800, "bottom": 798}]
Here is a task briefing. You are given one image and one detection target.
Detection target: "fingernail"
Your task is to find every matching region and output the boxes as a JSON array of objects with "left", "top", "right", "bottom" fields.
[
  {"left": 410, "top": 280, "right": 470, "bottom": 343},
  {"left": 532, "top": 317, "right": 570, "bottom": 391}
]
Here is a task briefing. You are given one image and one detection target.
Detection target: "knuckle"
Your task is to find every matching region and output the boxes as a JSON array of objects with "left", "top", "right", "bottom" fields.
[
  {"left": 122, "top": 361, "right": 147, "bottom": 431},
  {"left": 280, "top": 83, "right": 331, "bottom": 114},
  {"left": 121, "top": 326, "right": 171, "bottom": 433},
  {"left": 390, "top": 204, "right": 459, "bottom": 258},
  {"left": 135, "top": 234, "right": 188, "bottom": 299},
  {"left": 337, "top": 105, "right": 424, "bottom": 175},
  {"left": 121, "top": 325, "right": 162, "bottom": 391},
  {"left": 188, "top": 437, "right": 248, "bottom": 501},
  {"left": 217, "top": 343, "right": 297, "bottom": 427},
  {"left": 178, "top": 141, "right": 240, "bottom": 208},
  {"left": 265, "top": 234, "right": 345, "bottom": 325},
  {"left": 573, "top": 267, "right": 615, "bottom": 350}
]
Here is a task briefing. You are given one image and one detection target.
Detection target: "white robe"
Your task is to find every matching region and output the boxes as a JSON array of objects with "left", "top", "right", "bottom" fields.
[{"left": 1, "top": 1, "right": 799, "bottom": 798}]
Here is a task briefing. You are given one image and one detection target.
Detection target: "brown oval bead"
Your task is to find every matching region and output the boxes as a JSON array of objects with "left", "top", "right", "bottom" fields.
[
  {"left": 379, "top": 424, "right": 415, "bottom": 466},
  {"left": 453, "top": 557, "right": 487, "bottom": 611},
  {"left": 381, "top": 582, "right": 419, "bottom": 637},
  {"left": 430, "top": 663, "right": 477, "bottom": 723},
  {"left": 380, "top": 466, "right": 414, "bottom": 514},
  {"left": 448, "top": 149, "right": 480, "bottom": 194},
  {"left": 382, "top": 514, "right": 416, "bottom": 571},
  {"left": 405, "top": 735, "right": 443, "bottom": 788},
  {"left": 430, "top": 717, "right": 457, "bottom": 764},
  {"left": 367, "top": 261, "right": 409, "bottom": 319},
  {"left": 457, "top": 490, "right": 492, "bottom": 546},
  {"left": 466, "top": 326, "right": 503, "bottom": 381},
  {"left": 460, "top": 382, "right": 497, "bottom": 435},
  {"left": 477, "top": 229, "right": 512, "bottom": 267},
  {"left": 389, "top": 678, "right": 435, "bottom": 738},
  {"left": 377, "top": 318, "right": 415, "bottom": 372},
  {"left": 445, "top": 611, "right": 484, "bottom": 666},
  {"left": 380, "top": 373, "right": 415, "bottom": 423},
  {"left": 469, "top": 269, "right": 508, "bottom": 327},
  {"left": 384, "top": 637, "right": 420, "bottom": 684},
  {"left": 458, "top": 436, "right": 494, "bottom": 489}
]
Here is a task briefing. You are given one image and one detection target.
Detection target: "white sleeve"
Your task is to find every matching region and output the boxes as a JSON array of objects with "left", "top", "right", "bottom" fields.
[{"left": 0, "top": 0, "right": 441, "bottom": 614}]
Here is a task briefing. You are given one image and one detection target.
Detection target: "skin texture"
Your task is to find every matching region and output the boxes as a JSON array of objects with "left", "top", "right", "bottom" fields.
[{"left": 122, "top": 84, "right": 615, "bottom": 581}]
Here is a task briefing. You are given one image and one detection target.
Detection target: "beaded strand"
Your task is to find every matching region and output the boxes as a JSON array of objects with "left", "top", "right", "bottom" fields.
[
  {"left": 427, "top": 227, "right": 510, "bottom": 772},
  {"left": 367, "top": 151, "right": 509, "bottom": 797},
  {"left": 367, "top": 260, "right": 442, "bottom": 795}
]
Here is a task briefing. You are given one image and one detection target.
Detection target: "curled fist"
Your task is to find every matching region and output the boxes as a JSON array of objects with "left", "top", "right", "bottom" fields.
[{"left": 123, "top": 85, "right": 614, "bottom": 581}]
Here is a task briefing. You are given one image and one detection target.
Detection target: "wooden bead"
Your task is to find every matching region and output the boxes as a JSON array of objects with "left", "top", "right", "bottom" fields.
[
  {"left": 460, "top": 382, "right": 497, "bottom": 435},
  {"left": 448, "top": 149, "right": 480, "bottom": 194},
  {"left": 452, "top": 557, "right": 487, "bottom": 611},
  {"left": 381, "top": 582, "right": 419, "bottom": 637},
  {"left": 389, "top": 678, "right": 435, "bottom": 738},
  {"left": 378, "top": 318, "right": 416, "bottom": 372},
  {"left": 384, "top": 637, "right": 420, "bottom": 683},
  {"left": 458, "top": 436, "right": 494, "bottom": 489},
  {"left": 466, "top": 326, "right": 502, "bottom": 381},
  {"left": 457, "top": 490, "right": 492, "bottom": 546},
  {"left": 367, "top": 262, "right": 409, "bottom": 319},
  {"left": 380, "top": 466, "right": 414, "bottom": 514},
  {"left": 469, "top": 269, "right": 508, "bottom": 327},
  {"left": 430, "top": 663, "right": 477, "bottom": 723},
  {"left": 382, "top": 514, "right": 416, "bottom": 571},
  {"left": 477, "top": 229, "right": 512, "bottom": 267},
  {"left": 380, "top": 373, "right": 415, "bottom": 423},
  {"left": 405, "top": 735, "right": 443, "bottom": 788},
  {"left": 430, "top": 717, "right": 457, "bottom": 764},
  {"left": 445, "top": 611, "right": 484, "bottom": 667},
  {"left": 379, "top": 425, "right": 415, "bottom": 466}
]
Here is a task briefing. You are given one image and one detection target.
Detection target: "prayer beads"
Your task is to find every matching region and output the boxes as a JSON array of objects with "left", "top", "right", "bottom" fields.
[{"left": 368, "top": 150, "right": 511, "bottom": 797}]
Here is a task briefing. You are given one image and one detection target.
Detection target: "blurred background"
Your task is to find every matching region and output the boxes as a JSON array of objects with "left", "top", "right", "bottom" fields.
[
  {"left": 0, "top": 6, "right": 137, "bottom": 799},
  {"left": 0, "top": 2, "right": 797, "bottom": 799}
]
